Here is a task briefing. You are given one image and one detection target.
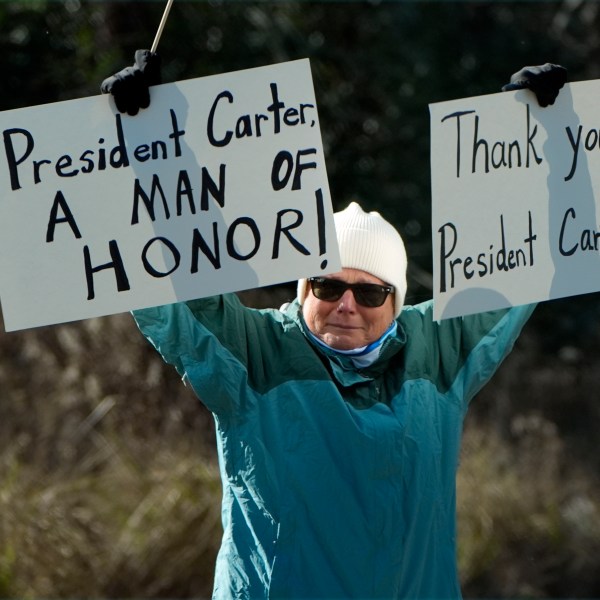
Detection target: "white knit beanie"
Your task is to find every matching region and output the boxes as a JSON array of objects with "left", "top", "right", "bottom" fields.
[{"left": 297, "top": 202, "right": 408, "bottom": 317}]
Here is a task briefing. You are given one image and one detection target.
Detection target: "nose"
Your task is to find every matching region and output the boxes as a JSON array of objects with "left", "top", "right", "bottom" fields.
[{"left": 337, "top": 288, "right": 357, "bottom": 313}]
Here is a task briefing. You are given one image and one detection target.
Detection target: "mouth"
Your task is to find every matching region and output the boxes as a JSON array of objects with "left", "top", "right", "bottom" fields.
[{"left": 327, "top": 323, "right": 359, "bottom": 331}]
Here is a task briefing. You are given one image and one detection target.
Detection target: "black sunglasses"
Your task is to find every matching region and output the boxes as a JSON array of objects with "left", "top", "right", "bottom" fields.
[{"left": 308, "top": 277, "right": 394, "bottom": 308}]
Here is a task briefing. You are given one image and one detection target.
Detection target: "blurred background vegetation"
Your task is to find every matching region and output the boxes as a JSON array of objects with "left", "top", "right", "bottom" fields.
[{"left": 1, "top": 1, "right": 600, "bottom": 597}]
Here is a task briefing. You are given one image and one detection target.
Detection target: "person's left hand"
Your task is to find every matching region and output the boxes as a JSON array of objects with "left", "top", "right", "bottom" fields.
[
  {"left": 101, "top": 49, "right": 162, "bottom": 116},
  {"left": 502, "top": 63, "right": 568, "bottom": 107}
]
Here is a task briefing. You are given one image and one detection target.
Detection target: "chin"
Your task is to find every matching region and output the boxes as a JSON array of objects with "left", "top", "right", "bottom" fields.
[{"left": 325, "top": 336, "right": 360, "bottom": 351}]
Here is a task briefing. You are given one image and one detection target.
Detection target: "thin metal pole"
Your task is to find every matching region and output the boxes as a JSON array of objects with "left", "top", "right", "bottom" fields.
[{"left": 151, "top": 0, "right": 175, "bottom": 53}]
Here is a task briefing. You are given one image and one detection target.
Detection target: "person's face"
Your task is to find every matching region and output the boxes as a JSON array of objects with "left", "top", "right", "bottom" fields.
[{"left": 302, "top": 268, "right": 395, "bottom": 351}]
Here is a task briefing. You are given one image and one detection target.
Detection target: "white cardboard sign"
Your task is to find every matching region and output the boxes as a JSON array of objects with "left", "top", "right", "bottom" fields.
[
  {"left": 0, "top": 59, "right": 339, "bottom": 331},
  {"left": 430, "top": 80, "right": 600, "bottom": 320}
]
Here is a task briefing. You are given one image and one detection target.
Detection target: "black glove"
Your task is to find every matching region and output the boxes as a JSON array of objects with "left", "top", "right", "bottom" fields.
[
  {"left": 502, "top": 63, "right": 567, "bottom": 107},
  {"left": 101, "top": 49, "right": 162, "bottom": 116}
]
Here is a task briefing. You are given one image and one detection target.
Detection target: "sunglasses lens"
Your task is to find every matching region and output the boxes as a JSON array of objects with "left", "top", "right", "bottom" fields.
[
  {"left": 354, "top": 286, "right": 387, "bottom": 307},
  {"left": 311, "top": 279, "right": 345, "bottom": 302}
]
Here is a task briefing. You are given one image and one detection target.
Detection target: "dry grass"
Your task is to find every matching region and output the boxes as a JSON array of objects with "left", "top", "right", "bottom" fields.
[
  {"left": 458, "top": 418, "right": 600, "bottom": 598},
  {"left": 0, "top": 314, "right": 222, "bottom": 598},
  {"left": 0, "top": 436, "right": 222, "bottom": 598}
]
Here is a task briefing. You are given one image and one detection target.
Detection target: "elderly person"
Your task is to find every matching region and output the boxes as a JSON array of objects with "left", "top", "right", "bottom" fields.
[
  {"left": 133, "top": 202, "right": 534, "bottom": 599},
  {"left": 105, "top": 57, "right": 566, "bottom": 598}
]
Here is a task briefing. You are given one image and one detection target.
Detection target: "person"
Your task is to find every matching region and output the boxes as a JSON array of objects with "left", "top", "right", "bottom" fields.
[{"left": 102, "top": 57, "right": 566, "bottom": 598}]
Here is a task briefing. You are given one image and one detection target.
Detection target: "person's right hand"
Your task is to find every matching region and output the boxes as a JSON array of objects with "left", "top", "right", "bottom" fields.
[
  {"left": 100, "top": 49, "right": 162, "bottom": 116},
  {"left": 501, "top": 63, "right": 567, "bottom": 107}
]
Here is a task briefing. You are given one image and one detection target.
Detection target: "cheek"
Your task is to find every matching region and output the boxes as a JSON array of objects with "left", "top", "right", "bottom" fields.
[
  {"left": 302, "top": 298, "right": 321, "bottom": 331},
  {"left": 303, "top": 297, "right": 336, "bottom": 334},
  {"left": 366, "top": 305, "right": 395, "bottom": 336}
]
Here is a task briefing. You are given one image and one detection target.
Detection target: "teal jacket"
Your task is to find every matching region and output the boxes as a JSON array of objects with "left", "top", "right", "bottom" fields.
[{"left": 132, "top": 295, "right": 534, "bottom": 599}]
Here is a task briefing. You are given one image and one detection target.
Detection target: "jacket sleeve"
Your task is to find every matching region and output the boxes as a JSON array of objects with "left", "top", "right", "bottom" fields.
[
  {"left": 401, "top": 301, "right": 536, "bottom": 411},
  {"left": 131, "top": 294, "right": 302, "bottom": 417}
]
